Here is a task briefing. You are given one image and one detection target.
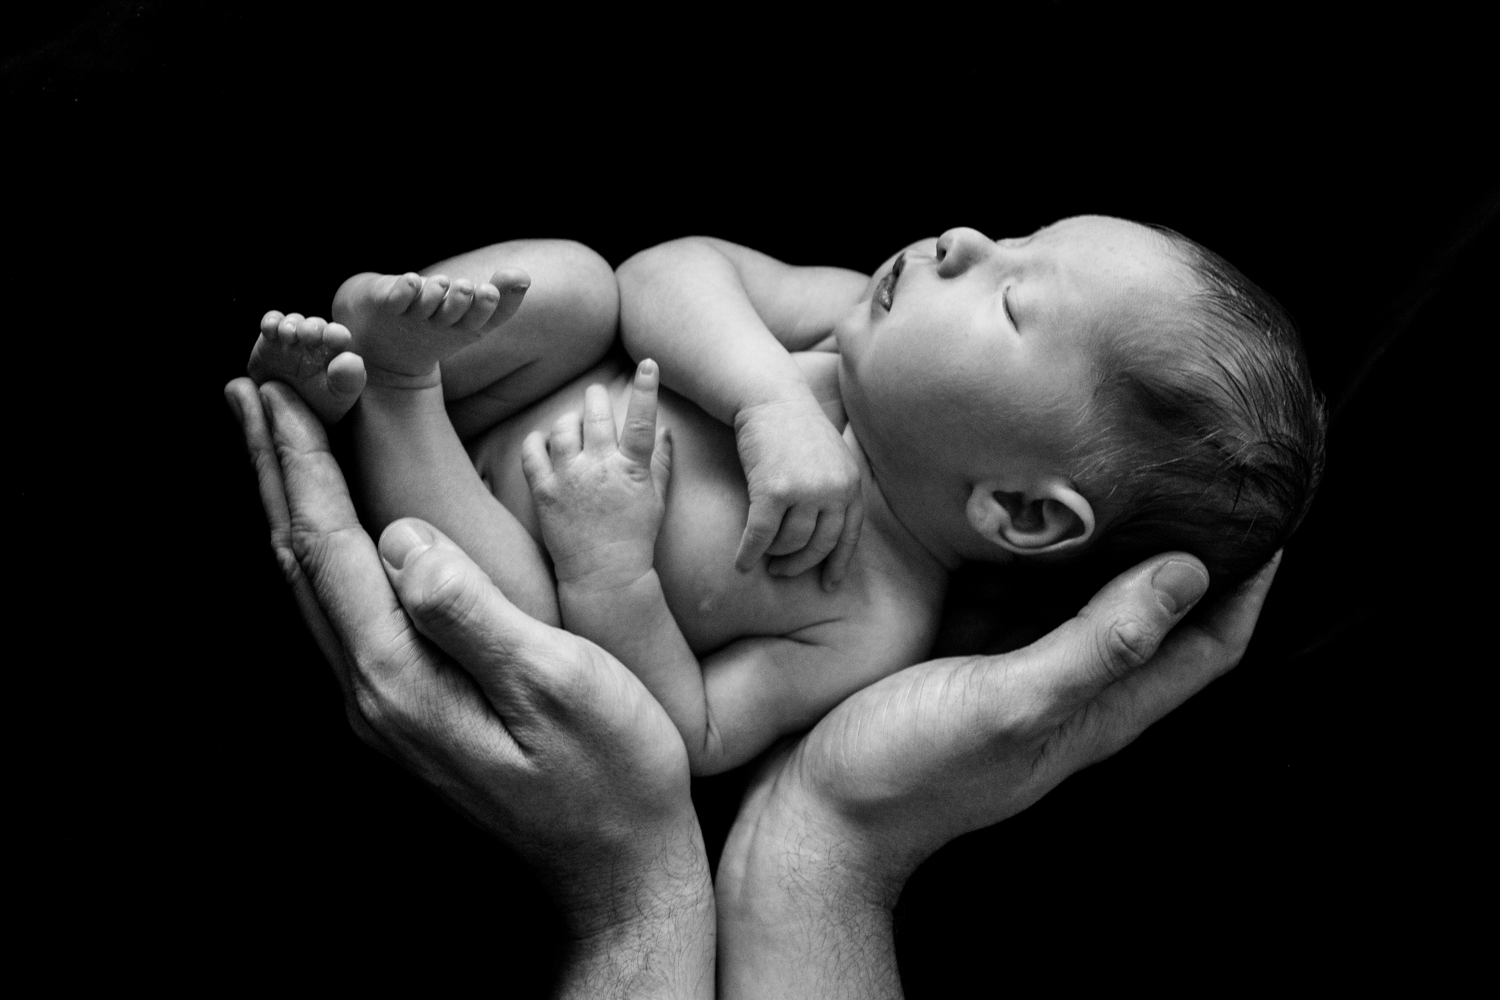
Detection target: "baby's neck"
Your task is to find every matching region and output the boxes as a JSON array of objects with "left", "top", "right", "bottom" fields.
[{"left": 845, "top": 425, "right": 962, "bottom": 578}]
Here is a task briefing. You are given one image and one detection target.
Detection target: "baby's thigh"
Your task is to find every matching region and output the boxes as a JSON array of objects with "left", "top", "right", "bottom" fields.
[{"left": 433, "top": 239, "right": 619, "bottom": 407}]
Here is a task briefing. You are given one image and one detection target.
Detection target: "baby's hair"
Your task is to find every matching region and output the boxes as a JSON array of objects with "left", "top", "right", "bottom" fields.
[{"left": 1072, "top": 225, "right": 1327, "bottom": 590}]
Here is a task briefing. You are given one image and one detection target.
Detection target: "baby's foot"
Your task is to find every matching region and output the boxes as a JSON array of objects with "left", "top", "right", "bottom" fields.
[
  {"left": 331, "top": 268, "right": 530, "bottom": 388},
  {"left": 246, "top": 311, "right": 368, "bottom": 424}
]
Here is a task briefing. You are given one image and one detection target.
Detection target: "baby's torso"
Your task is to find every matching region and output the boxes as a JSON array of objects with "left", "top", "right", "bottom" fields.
[{"left": 468, "top": 353, "right": 943, "bottom": 658}]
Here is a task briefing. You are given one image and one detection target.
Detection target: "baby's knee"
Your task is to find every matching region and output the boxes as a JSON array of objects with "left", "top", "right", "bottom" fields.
[{"left": 531, "top": 239, "right": 619, "bottom": 339}]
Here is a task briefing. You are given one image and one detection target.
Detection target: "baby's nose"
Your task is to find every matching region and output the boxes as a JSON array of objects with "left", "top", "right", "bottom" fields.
[{"left": 935, "top": 227, "right": 995, "bottom": 276}]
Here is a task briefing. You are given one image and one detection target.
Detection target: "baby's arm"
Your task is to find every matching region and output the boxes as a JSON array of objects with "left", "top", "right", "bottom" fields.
[
  {"left": 616, "top": 239, "right": 869, "bottom": 587},
  {"left": 523, "top": 362, "right": 908, "bottom": 775},
  {"left": 522, "top": 362, "right": 713, "bottom": 756}
]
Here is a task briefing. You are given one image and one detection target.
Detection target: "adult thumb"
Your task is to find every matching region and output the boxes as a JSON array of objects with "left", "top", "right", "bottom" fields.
[
  {"left": 378, "top": 518, "right": 558, "bottom": 708},
  {"left": 1016, "top": 553, "right": 1210, "bottom": 713}
]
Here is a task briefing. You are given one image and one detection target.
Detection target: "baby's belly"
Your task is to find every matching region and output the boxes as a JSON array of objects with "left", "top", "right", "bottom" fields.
[{"left": 467, "top": 358, "right": 835, "bottom": 654}]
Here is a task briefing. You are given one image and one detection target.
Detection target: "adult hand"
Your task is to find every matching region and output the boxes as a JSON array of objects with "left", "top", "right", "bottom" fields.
[
  {"left": 716, "top": 552, "right": 1278, "bottom": 999},
  {"left": 224, "top": 377, "right": 714, "bottom": 999}
]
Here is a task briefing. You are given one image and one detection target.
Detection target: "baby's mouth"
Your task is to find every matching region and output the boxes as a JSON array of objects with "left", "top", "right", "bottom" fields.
[{"left": 875, "top": 252, "right": 907, "bottom": 311}]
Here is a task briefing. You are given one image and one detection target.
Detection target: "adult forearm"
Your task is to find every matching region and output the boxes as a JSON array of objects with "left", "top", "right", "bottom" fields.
[
  {"left": 617, "top": 240, "right": 814, "bottom": 423},
  {"left": 716, "top": 794, "right": 905, "bottom": 1000},
  {"left": 554, "top": 822, "right": 718, "bottom": 999}
]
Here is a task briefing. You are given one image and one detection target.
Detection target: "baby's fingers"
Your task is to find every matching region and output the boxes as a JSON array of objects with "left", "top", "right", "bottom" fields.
[
  {"left": 736, "top": 498, "right": 787, "bottom": 572},
  {"left": 520, "top": 431, "right": 554, "bottom": 489},
  {"left": 582, "top": 384, "right": 617, "bottom": 454},
  {"left": 765, "top": 505, "right": 819, "bottom": 557},
  {"left": 619, "top": 360, "right": 660, "bottom": 466},
  {"left": 651, "top": 426, "right": 673, "bottom": 499},
  {"left": 768, "top": 508, "right": 844, "bottom": 579},
  {"left": 548, "top": 411, "right": 583, "bottom": 461},
  {"left": 820, "top": 498, "right": 864, "bottom": 590}
]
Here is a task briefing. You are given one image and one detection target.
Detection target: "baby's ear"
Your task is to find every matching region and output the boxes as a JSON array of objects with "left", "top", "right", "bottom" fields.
[{"left": 966, "top": 478, "right": 1095, "bottom": 556}]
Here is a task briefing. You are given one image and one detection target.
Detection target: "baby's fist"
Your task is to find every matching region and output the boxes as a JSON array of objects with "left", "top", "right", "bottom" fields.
[{"left": 733, "top": 398, "right": 864, "bottom": 589}]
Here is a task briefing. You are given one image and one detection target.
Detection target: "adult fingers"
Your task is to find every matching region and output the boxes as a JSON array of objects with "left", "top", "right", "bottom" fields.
[
  {"left": 1005, "top": 553, "right": 1211, "bottom": 723},
  {"left": 618, "top": 361, "right": 660, "bottom": 466},
  {"left": 378, "top": 517, "right": 588, "bottom": 750},
  {"left": 765, "top": 505, "right": 818, "bottom": 558},
  {"left": 819, "top": 497, "right": 864, "bottom": 590},
  {"left": 225, "top": 378, "right": 390, "bottom": 754},
  {"left": 256, "top": 381, "right": 417, "bottom": 689},
  {"left": 227, "top": 378, "right": 337, "bottom": 667}
]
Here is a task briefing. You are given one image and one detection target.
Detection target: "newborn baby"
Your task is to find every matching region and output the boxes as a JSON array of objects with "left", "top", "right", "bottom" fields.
[{"left": 249, "top": 217, "right": 1325, "bottom": 775}]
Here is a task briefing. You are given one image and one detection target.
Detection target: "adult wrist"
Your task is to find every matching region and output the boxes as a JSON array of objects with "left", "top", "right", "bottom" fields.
[
  {"left": 553, "top": 816, "right": 716, "bottom": 998},
  {"left": 715, "top": 783, "right": 906, "bottom": 999}
]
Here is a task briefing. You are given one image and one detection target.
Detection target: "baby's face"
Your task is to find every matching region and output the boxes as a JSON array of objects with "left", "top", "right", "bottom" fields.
[{"left": 836, "top": 215, "right": 1190, "bottom": 477}]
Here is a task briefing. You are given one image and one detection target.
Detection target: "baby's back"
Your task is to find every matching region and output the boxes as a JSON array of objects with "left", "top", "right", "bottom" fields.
[{"left": 469, "top": 354, "right": 943, "bottom": 664}]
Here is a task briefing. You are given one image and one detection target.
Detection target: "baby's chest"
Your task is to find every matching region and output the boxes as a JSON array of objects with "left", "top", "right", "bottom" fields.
[{"left": 470, "top": 363, "right": 851, "bottom": 655}]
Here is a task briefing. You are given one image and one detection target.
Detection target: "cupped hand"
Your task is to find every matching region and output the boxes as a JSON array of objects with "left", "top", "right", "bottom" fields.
[
  {"left": 224, "top": 377, "right": 712, "bottom": 977},
  {"left": 732, "top": 397, "right": 864, "bottom": 588},
  {"left": 717, "top": 553, "right": 1278, "bottom": 998},
  {"left": 748, "top": 553, "right": 1274, "bottom": 889}
]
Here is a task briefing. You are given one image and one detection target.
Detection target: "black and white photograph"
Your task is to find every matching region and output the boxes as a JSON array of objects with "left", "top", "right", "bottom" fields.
[{"left": 10, "top": 4, "right": 1492, "bottom": 993}]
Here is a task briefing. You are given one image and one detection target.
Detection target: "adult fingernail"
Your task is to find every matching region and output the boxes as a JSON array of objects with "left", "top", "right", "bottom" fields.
[
  {"left": 1152, "top": 560, "right": 1208, "bottom": 615},
  {"left": 224, "top": 388, "right": 243, "bottom": 426},
  {"left": 380, "top": 521, "right": 434, "bottom": 570}
]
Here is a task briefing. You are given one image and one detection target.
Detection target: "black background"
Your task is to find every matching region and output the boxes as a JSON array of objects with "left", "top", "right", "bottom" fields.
[{"left": 10, "top": 3, "right": 1493, "bottom": 992}]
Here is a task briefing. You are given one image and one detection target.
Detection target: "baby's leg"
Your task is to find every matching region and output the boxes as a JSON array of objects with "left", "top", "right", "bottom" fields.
[
  {"left": 338, "top": 241, "right": 618, "bottom": 626},
  {"left": 402, "top": 239, "right": 620, "bottom": 439}
]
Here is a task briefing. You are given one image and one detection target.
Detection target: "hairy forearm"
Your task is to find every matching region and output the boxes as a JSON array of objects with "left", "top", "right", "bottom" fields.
[
  {"left": 716, "top": 794, "right": 903, "bottom": 1000},
  {"left": 554, "top": 819, "right": 718, "bottom": 999},
  {"left": 617, "top": 239, "right": 815, "bottom": 424},
  {"left": 557, "top": 572, "right": 714, "bottom": 764}
]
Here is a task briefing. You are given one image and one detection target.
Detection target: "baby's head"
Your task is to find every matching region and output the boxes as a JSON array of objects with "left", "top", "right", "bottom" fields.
[{"left": 836, "top": 216, "right": 1325, "bottom": 589}]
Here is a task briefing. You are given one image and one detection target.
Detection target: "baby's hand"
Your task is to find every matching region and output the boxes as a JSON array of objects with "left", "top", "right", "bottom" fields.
[
  {"left": 733, "top": 397, "right": 864, "bottom": 589},
  {"left": 522, "top": 361, "right": 672, "bottom": 591}
]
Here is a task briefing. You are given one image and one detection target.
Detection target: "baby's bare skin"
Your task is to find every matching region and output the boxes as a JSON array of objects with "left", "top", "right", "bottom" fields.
[
  {"left": 248, "top": 241, "right": 942, "bottom": 774},
  {"left": 471, "top": 353, "right": 941, "bottom": 658},
  {"left": 251, "top": 220, "right": 1190, "bottom": 774}
]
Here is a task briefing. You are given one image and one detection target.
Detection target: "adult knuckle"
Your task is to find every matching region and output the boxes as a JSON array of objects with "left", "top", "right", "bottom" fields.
[
  {"left": 352, "top": 681, "right": 395, "bottom": 732},
  {"left": 1103, "top": 617, "right": 1156, "bottom": 673},
  {"left": 273, "top": 544, "right": 303, "bottom": 587},
  {"left": 413, "top": 562, "right": 480, "bottom": 627}
]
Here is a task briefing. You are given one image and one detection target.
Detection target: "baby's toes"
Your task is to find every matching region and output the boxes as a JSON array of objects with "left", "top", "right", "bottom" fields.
[
  {"left": 276, "top": 313, "right": 306, "bottom": 348},
  {"left": 434, "top": 279, "right": 476, "bottom": 326},
  {"left": 260, "top": 310, "right": 286, "bottom": 339},
  {"left": 410, "top": 274, "right": 450, "bottom": 320},
  {"left": 323, "top": 322, "right": 353, "bottom": 354},
  {"left": 456, "top": 283, "right": 501, "bottom": 332},
  {"left": 295, "top": 316, "right": 328, "bottom": 349},
  {"left": 326, "top": 351, "right": 367, "bottom": 399},
  {"left": 378, "top": 272, "right": 423, "bottom": 313}
]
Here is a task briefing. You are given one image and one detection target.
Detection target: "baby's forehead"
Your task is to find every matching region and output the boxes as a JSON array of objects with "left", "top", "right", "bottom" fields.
[{"left": 1029, "top": 217, "right": 1192, "bottom": 318}]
